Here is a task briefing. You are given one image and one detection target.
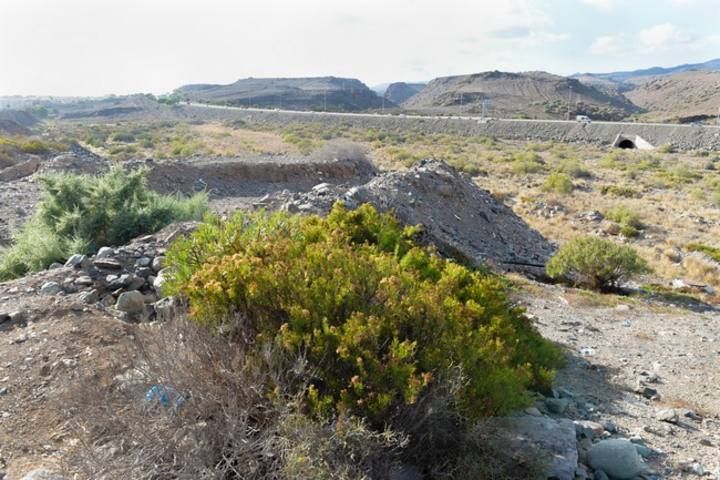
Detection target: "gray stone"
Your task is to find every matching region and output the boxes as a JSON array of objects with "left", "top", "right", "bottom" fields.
[
  {"left": 64, "top": 254, "right": 87, "bottom": 268},
  {"left": 20, "top": 469, "right": 67, "bottom": 480},
  {"left": 587, "top": 439, "right": 646, "bottom": 479},
  {"left": 127, "top": 277, "right": 146, "bottom": 291},
  {"left": 525, "top": 406, "right": 543, "bottom": 416},
  {"left": 483, "top": 416, "right": 577, "bottom": 480},
  {"left": 545, "top": 397, "right": 570, "bottom": 414},
  {"left": 40, "top": 282, "right": 63, "bottom": 295},
  {"left": 115, "top": 291, "right": 145, "bottom": 313},
  {"left": 0, "top": 312, "right": 10, "bottom": 324},
  {"left": 135, "top": 256, "right": 152, "bottom": 268},
  {"left": 96, "top": 246, "right": 114, "bottom": 258},
  {"left": 656, "top": 408, "right": 679, "bottom": 424},
  {"left": 48, "top": 262, "right": 64, "bottom": 269},
  {"left": 153, "top": 296, "right": 177, "bottom": 322},
  {"left": 74, "top": 275, "right": 93, "bottom": 286},
  {"left": 153, "top": 268, "right": 170, "bottom": 297},
  {"left": 603, "top": 420, "right": 618, "bottom": 434},
  {"left": 79, "top": 289, "right": 99, "bottom": 304},
  {"left": 135, "top": 266, "right": 153, "bottom": 278},
  {"left": 151, "top": 255, "right": 165, "bottom": 272},
  {"left": 93, "top": 258, "right": 122, "bottom": 270},
  {"left": 593, "top": 470, "right": 609, "bottom": 480}
]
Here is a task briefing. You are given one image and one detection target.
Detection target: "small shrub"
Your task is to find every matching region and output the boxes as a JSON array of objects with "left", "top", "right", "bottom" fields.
[
  {"left": 658, "top": 143, "right": 675, "bottom": 153},
  {"left": 546, "top": 236, "right": 650, "bottom": 290},
  {"left": 541, "top": 171, "right": 574, "bottom": 194},
  {"left": 165, "top": 203, "right": 562, "bottom": 424},
  {"left": 605, "top": 204, "right": 643, "bottom": 237},
  {"left": 686, "top": 243, "right": 720, "bottom": 262},
  {"left": 110, "top": 131, "right": 136, "bottom": 143},
  {"left": 0, "top": 167, "right": 208, "bottom": 280},
  {"left": 600, "top": 184, "right": 638, "bottom": 198},
  {"left": 557, "top": 158, "right": 592, "bottom": 178},
  {"left": 511, "top": 151, "right": 545, "bottom": 175}
]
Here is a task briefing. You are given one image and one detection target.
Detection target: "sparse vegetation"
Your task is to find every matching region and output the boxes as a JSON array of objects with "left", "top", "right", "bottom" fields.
[
  {"left": 541, "top": 171, "right": 574, "bottom": 194},
  {"left": 0, "top": 167, "right": 207, "bottom": 280},
  {"left": 605, "top": 204, "right": 644, "bottom": 238},
  {"left": 546, "top": 236, "right": 650, "bottom": 290},
  {"left": 512, "top": 151, "right": 545, "bottom": 174},
  {"left": 166, "top": 202, "right": 562, "bottom": 425}
]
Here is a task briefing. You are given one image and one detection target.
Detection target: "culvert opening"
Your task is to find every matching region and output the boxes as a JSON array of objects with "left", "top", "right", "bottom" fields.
[{"left": 617, "top": 139, "right": 636, "bottom": 149}]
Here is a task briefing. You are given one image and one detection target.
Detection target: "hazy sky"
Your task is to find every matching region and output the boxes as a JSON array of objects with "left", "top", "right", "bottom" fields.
[{"left": 2, "top": 0, "right": 719, "bottom": 96}]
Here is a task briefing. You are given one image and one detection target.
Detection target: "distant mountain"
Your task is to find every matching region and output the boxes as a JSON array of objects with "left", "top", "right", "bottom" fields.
[
  {"left": 403, "top": 71, "right": 639, "bottom": 120},
  {"left": 176, "top": 77, "right": 387, "bottom": 111},
  {"left": 576, "top": 58, "right": 720, "bottom": 83},
  {"left": 623, "top": 71, "right": 720, "bottom": 123},
  {"left": 384, "top": 82, "right": 426, "bottom": 105}
]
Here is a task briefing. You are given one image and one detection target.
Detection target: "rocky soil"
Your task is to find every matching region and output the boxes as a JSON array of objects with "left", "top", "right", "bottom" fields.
[{"left": 1, "top": 149, "right": 719, "bottom": 479}]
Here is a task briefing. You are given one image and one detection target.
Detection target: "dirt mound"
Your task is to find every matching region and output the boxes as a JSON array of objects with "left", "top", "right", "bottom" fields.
[
  {"left": 143, "top": 150, "right": 378, "bottom": 198},
  {"left": 271, "top": 159, "right": 554, "bottom": 273}
]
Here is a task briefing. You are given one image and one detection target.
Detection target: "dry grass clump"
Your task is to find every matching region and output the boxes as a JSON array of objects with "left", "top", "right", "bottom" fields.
[{"left": 64, "top": 315, "right": 548, "bottom": 480}]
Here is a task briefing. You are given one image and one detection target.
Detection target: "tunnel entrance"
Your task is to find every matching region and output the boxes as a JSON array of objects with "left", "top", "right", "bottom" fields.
[{"left": 617, "top": 139, "right": 636, "bottom": 149}]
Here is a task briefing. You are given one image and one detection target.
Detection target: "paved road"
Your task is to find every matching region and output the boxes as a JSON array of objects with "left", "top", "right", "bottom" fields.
[{"left": 186, "top": 102, "right": 720, "bottom": 130}]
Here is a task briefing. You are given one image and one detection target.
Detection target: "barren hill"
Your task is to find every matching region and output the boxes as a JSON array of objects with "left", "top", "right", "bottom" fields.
[
  {"left": 176, "top": 76, "right": 387, "bottom": 111},
  {"left": 403, "top": 71, "right": 639, "bottom": 120},
  {"left": 623, "top": 71, "right": 720, "bottom": 123},
  {"left": 383, "top": 82, "right": 426, "bottom": 104}
]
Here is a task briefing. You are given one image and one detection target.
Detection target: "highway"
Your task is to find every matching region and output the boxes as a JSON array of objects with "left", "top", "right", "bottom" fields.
[{"left": 185, "top": 102, "right": 720, "bottom": 130}]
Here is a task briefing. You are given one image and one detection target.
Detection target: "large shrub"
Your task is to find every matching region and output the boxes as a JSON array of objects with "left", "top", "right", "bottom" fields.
[
  {"left": 165, "top": 203, "right": 562, "bottom": 424},
  {"left": 0, "top": 167, "right": 207, "bottom": 279},
  {"left": 546, "top": 236, "right": 650, "bottom": 291}
]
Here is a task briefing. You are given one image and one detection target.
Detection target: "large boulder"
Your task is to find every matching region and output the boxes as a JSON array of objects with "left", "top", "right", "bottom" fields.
[
  {"left": 115, "top": 291, "right": 145, "bottom": 313},
  {"left": 480, "top": 415, "right": 578, "bottom": 480},
  {"left": 587, "top": 439, "right": 646, "bottom": 479}
]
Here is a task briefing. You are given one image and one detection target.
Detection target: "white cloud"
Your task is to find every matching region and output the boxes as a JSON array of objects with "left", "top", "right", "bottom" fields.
[
  {"left": 638, "top": 23, "right": 691, "bottom": 53},
  {"left": 590, "top": 24, "right": 696, "bottom": 56},
  {"left": 580, "top": 0, "right": 615, "bottom": 11},
  {"left": 590, "top": 34, "right": 625, "bottom": 55}
]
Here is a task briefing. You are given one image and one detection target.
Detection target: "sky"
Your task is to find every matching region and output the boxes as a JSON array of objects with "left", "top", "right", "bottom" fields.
[{"left": 1, "top": 0, "right": 719, "bottom": 96}]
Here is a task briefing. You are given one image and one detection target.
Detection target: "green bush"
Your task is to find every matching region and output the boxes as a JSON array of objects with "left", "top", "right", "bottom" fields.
[
  {"left": 110, "top": 131, "right": 136, "bottom": 143},
  {"left": 556, "top": 158, "right": 592, "bottom": 178},
  {"left": 605, "top": 205, "right": 643, "bottom": 237},
  {"left": 541, "top": 171, "right": 574, "bottom": 194},
  {"left": 686, "top": 243, "right": 720, "bottom": 262},
  {"left": 599, "top": 184, "right": 638, "bottom": 198},
  {"left": 546, "top": 236, "right": 650, "bottom": 290},
  {"left": 511, "top": 151, "right": 545, "bottom": 175},
  {"left": 0, "top": 167, "right": 208, "bottom": 280},
  {"left": 165, "top": 203, "right": 562, "bottom": 424}
]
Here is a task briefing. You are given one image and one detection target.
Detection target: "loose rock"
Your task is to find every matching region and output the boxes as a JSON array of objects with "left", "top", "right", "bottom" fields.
[{"left": 587, "top": 439, "right": 646, "bottom": 479}]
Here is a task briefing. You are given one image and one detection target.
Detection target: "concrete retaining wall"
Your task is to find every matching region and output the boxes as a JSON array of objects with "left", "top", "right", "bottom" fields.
[{"left": 181, "top": 105, "right": 720, "bottom": 151}]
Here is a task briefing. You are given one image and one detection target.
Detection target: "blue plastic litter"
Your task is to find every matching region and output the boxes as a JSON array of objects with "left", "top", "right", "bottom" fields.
[{"left": 145, "top": 384, "right": 186, "bottom": 410}]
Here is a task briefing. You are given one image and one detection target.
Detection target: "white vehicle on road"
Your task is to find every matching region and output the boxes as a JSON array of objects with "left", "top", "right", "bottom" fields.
[{"left": 575, "top": 115, "right": 592, "bottom": 124}]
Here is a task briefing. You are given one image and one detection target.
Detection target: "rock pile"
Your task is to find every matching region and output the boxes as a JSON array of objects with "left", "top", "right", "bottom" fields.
[
  {"left": 269, "top": 159, "right": 555, "bottom": 274},
  {"left": 32, "top": 222, "right": 196, "bottom": 322}
]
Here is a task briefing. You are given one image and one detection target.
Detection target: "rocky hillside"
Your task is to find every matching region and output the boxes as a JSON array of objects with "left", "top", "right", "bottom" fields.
[
  {"left": 176, "top": 76, "right": 387, "bottom": 111},
  {"left": 403, "top": 71, "right": 639, "bottom": 120},
  {"left": 383, "top": 82, "right": 426, "bottom": 105},
  {"left": 577, "top": 57, "right": 720, "bottom": 83},
  {"left": 623, "top": 71, "right": 720, "bottom": 123}
]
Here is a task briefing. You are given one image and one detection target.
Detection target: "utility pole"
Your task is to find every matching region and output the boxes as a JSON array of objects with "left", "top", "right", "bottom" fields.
[{"left": 566, "top": 84, "right": 573, "bottom": 120}]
